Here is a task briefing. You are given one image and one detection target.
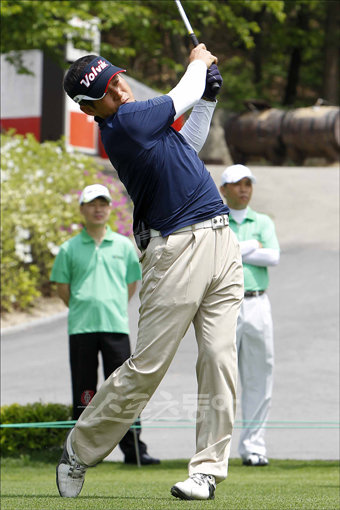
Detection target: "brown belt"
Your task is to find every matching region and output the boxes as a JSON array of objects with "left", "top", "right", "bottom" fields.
[{"left": 244, "top": 290, "right": 265, "bottom": 298}]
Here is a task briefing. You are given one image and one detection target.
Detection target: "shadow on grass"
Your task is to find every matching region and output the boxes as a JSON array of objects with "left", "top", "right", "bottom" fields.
[
  {"left": 1, "top": 495, "right": 172, "bottom": 502},
  {"left": 230, "top": 459, "right": 339, "bottom": 470},
  {"left": 264, "top": 460, "right": 339, "bottom": 471},
  {"left": 117, "top": 459, "right": 188, "bottom": 470}
]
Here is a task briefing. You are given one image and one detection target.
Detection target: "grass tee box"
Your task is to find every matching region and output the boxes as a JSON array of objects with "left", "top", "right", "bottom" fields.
[{"left": 1, "top": 456, "right": 339, "bottom": 510}]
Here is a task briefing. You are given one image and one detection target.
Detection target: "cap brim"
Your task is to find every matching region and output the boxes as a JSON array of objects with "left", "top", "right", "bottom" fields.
[
  {"left": 80, "top": 194, "right": 112, "bottom": 204},
  {"left": 69, "top": 56, "right": 126, "bottom": 104},
  {"left": 222, "top": 174, "right": 256, "bottom": 185},
  {"left": 73, "top": 70, "right": 125, "bottom": 104}
]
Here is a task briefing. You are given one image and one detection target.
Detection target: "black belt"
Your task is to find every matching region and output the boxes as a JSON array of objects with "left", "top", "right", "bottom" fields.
[{"left": 244, "top": 290, "right": 265, "bottom": 298}]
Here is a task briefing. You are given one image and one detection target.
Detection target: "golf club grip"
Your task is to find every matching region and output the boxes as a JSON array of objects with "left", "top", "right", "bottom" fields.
[
  {"left": 190, "top": 33, "right": 200, "bottom": 47},
  {"left": 190, "top": 34, "right": 220, "bottom": 93}
]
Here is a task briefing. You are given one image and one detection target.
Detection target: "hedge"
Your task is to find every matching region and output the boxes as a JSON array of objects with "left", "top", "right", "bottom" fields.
[
  {"left": 1, "top": 131, "right": 133, "bottom": 312},
  {"left": 0, "top": 402, "right": 73, "bottom": 455}
]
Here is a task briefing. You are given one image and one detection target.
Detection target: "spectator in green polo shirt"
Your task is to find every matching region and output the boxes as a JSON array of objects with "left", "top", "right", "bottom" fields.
[
  {"left": 50, "top": 184, "right": 159, "bottom": 466},
  {"left": 220, "top": 165, "right": 280, "bottom": 467}
]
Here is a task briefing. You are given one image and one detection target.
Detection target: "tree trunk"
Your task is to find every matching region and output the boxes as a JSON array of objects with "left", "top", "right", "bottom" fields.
[
  {"left": 283, "top": 47, "right": 302, "bottom": 106},
  {"left": 282, "top": 7, "right": 308, "bottom": 106},
  {"left": 251, "top": 7, "right": 267, "bottom": 85},
  {"left": 322, "top": 1, "right": 340, "bottom": 104}
]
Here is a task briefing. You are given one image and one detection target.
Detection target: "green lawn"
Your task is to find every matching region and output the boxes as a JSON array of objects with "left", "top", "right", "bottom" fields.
[{"left": 1, "top": 454, "right": 339, "bottom": 510}]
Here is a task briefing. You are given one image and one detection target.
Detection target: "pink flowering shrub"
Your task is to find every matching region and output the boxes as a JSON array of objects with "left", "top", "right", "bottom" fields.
[{"left": 1, "top": 131, "right": 133, "bottom": 312}]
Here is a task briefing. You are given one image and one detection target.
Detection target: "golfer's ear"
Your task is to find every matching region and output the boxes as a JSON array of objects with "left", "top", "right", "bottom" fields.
[{"left": 80, "top": 104, "right": 95, "bottom": 117}]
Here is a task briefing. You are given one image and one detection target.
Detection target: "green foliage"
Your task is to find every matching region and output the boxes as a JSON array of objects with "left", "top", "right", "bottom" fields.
[
  {"left": 219, "top": 56, "right": 258, "bottom": 110},
  {"left": 259, "top": 0, "right": 328, "bottom": 106},
  {"left": 0, "top": 0, "right": 285, "bottom": 78},
  {"left": 1, "top": 131, "right": 133, "bottom": 312},
  {"left": 1, "top": 0, "right": 335, "bottom": 106},
  {"left": 0, "top": 402, "right": 72, "bottom": 455},
  {"left": 0, "top": 0, "right": 96, "bottom": 72}
]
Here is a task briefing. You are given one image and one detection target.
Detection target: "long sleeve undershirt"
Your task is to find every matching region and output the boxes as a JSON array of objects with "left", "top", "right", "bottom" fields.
[
  {"left": 167, "top": 60, "right": 216, "bottom": 153},
  {"left": 179, "top": 99, "right": 216, "bottom": 153},
  {"left": 229, "top": 207, "right": 280, "bottom": 267},
  {"left": 242, "top": 245, "right": 280, "bottom": 267}
]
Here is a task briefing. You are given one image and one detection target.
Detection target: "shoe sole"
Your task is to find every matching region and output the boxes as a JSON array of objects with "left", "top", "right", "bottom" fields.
[
  {"left": 56, "top": 465, "right": 62, "bottom": 496},
  {"left": 56, "top": 463, "right": 85, "bottom": 498},
  {"left": 170, "top": 486, "right": 194, "bottom": 500},
  {"left": 170, "top": 486, "right": 215, "bottom": 501},
  {"left": 56, "top": 465, "right": 68, "bottom": 497}
]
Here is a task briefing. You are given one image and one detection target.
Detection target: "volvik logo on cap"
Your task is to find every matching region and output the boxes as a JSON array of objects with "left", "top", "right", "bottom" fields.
[
  {"left": 68, "top": 55, "right": 125, "bottom": 104},
  {"left": 80, "top": 59, "right": 109, "bottom": 88}
]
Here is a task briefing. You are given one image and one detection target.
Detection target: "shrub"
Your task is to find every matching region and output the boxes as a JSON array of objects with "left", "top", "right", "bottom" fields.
[
  {"left": 0, "top": 402, "right": 73, "bottom": 455},
  {"left": 1, "top": 131, "right": 133, "bottom": 312}
]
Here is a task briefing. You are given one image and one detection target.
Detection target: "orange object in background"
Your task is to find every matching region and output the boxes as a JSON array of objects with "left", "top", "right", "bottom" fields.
[{"left": 69, "top": 112, "right": 96, "bottom": 149}]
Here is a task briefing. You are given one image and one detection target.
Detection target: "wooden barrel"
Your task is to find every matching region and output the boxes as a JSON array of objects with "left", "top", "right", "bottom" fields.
[
  {"left": 224, "top": 105, "right": 339, "bottom": 165},
  {"left": 281, "top": 106, "right": 340, "bottom": 164},
  {"left": 224, "top": 109, "right": 286, "bottom": 165}
]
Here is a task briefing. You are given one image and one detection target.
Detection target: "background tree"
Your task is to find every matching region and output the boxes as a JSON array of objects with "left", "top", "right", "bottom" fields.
[
  {"left": 322, "top": 0, "right": 340, "bottom": 104},
  {"left": 1, "top": 0, "right": 338, "bottom": 111}
]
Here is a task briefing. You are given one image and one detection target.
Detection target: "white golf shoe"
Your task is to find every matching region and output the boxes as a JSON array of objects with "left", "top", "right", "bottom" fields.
[
  {"left": 171, "top": 473, "right": 216, "bottom": 500},
  {"left": 56, "top": 431, "right": 87, "bottom": 497}
]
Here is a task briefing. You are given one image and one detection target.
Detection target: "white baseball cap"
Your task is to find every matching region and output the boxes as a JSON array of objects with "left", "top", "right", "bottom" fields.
[
  {"left": 220, "top": 164, "right": 256, "bottom": 186},
  {"left": 79, "top": 184, "right": 112, "bottom": 204}
]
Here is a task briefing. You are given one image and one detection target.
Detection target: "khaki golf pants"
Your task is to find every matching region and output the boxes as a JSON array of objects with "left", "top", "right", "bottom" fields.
[{"left": 72, "top": 224, "right": 243, "bottom": 483}]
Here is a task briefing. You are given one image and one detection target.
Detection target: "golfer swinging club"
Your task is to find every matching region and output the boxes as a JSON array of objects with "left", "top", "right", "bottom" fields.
[{"left": 57, "top": 43, "right": 243, "bottom": 501}]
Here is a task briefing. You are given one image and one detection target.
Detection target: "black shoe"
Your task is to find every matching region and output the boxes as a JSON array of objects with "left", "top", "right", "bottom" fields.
[
  {"left": 242, "top": 453, "right": 269, "bottom": 466},
  {"left": 124, "top": 453, "right": 160, "bottom": 465}
]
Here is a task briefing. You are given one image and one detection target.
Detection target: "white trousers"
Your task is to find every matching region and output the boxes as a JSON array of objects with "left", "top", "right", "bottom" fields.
[
  {"left": 72, "top": 225, "right": 243, "bottom": 482},
  {"left": 236, "top": 293, "right": 274, "bottom": 458}
]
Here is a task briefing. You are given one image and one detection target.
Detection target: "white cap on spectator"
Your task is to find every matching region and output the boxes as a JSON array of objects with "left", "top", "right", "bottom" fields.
[
  {"left": 79, "top": 184, "right": 112, "bottom": 204},
  {"left": 220, "top": 164, "right": 256, "bottom": 185}
]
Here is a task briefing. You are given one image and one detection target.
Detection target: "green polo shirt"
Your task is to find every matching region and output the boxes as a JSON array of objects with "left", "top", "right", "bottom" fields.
[
  {"left": 50, "top": 227, "right": 141, "bottom": 335},
  {"left": 229, "top": 207, "right": 279, "bottom": 292}
]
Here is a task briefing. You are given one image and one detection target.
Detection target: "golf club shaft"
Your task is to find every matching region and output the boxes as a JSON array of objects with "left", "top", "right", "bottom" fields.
[
  {"left": 174, "top": 0, "right": 199, "bottom": 47},
  {"left": 174, "top": 0, "right": 220, "bottom": 93}
]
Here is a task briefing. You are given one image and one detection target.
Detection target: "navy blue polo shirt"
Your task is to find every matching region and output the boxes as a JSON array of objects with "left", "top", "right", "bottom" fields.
[{"left": 98, "top": 95, "right": 229, "bottom": 236}]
